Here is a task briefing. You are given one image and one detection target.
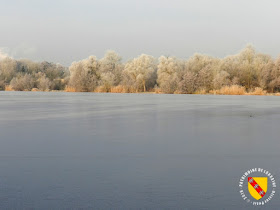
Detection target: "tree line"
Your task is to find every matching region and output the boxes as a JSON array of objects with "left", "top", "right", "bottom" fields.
[
  {"left": 1, "top": 45, "right": 280, "bottom": 94},
  {"left": 0, "top": 59, "right": 68, "bottom": 91}
]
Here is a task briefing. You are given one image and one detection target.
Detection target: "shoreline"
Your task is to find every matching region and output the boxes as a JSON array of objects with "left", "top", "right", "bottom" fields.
[{"left": 2, "top": 89, "right": 280, "bottom": 96}]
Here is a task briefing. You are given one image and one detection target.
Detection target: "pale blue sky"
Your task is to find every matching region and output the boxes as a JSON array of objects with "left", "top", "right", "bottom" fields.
[{"left": 0, "top": 0, "right": 280, "bottom": 66}]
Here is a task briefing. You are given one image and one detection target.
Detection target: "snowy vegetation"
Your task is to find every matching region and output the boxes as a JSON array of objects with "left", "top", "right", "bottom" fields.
[{"left": 1, "top": 45, "right": 280, "bottom": 95}]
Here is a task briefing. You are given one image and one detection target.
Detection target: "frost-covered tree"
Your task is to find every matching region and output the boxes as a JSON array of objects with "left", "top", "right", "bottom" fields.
[
  {"left": 99, "top": 51, "right": 123, "bottom": 91},
  {"left": 69, "top": 56, "right": 99, "bottom": 92},
  {"left": 213, "top": 70, "right": 230, "bottom": 89},
  {"left": 157, "top": 56, "right": 183, "bottom": 94},
  {"left": 218, "top": 45, "right": 267, "bottom": 90},
  {"left": 10, "top": 74, "right": 34, "bottom": 91},
  {"left": 0, "top": 57, "right": 17, "bottom": 83},
  {"left": 184, "top": 54, "right": 219, "bottom": 92},
  {"left": 178, "top": 71, "right": 197, "bottom": 94},
  {"left": 123, "top": 54, "right": 156, "bottom": 92},
  {"left": 235, "top": 45, "right": 257, "bottom": 89},
  {"left": 1, "top": 45, "right": 280, "bottom": 94},
  {"left": 269, "top": 56, "right": 280, "bottom": 92},
  {"left": 18, "top": 59, "right": 41, "bottom": 75},
  {"left": 219, "top": 55, "right": 240, "bottom": 84},
  {"left": 196, "top": 66, "right": 214, "bottom": 91},
  {"left": 40, "top": 62, "right": 66, "bottom": 80},
  {"left": 37, "top": 74, "right": 52, "bottom": 91},
  {"left": 254, "top": 54, "right": 274, "bottom": 90},
  {"left": 185, "top": 54, "right": 219, "bottom": 74}
]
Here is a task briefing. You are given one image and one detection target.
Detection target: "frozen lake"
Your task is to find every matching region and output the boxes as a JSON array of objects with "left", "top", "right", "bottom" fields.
[{"left": 0, "top": 92, "right": 279, "bottom": 209}]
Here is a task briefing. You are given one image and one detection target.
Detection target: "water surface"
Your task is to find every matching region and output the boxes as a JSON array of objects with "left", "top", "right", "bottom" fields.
[{"left": 0, "top": 92, "right": 280, "bottom": 209}]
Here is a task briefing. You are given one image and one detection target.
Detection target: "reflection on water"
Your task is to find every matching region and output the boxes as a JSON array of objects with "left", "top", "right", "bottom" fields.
[{"left": 0, "top": 92, "right": 280, "bottom": 209}]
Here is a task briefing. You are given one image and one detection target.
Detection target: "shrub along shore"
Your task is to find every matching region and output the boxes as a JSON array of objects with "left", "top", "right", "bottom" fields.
[
  {"left": 4, "top": 84, "right": 280, "bottom": 96},
  {"left": 1, "top": 45, "right": 280, "bottom": 96}
]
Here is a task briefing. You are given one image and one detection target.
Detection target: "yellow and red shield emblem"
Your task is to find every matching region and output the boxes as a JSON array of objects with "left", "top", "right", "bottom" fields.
[{"left": 248, "top": 177, "right": 267, "bottom": 200}]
